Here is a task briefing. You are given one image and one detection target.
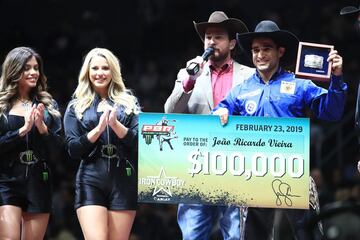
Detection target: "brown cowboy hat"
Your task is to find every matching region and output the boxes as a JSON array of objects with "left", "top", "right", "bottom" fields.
[
  {"left": 194, "top": 11, "right": 249, "bottom": 42},
  {"left": 236, "top": 20, "right": 299, "bottom": 66}
]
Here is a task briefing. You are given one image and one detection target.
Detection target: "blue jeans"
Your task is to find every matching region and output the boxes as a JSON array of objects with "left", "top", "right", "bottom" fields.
[{"left": 177, "top": 203, "right": 243, "bottom": 240}]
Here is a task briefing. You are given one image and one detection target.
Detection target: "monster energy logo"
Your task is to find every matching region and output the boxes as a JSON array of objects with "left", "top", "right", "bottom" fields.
[
  {"left": 106, "top": 145, "right": 114, "bottom": 156},
  {"left": 144, "top": 134, "right": 154, "bottom": 145},
  {"left": 25, "top": 150, "right": 33, "bottom": 161},
  {"left": 19, "top": 150, "right": 38, "bottom": 164},
  {"left": 101, "top": 144, "right": 118, "bottom": 158}
]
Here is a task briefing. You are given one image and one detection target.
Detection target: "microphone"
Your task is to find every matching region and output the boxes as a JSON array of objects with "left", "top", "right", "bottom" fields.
[{"left": 186, "top": 47, "right": 215, "bottom": 76}]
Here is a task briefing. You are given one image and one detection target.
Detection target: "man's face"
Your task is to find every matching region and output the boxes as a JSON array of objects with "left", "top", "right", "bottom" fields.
[
  {"left": 251, "top": 38, "right": 284, "bottom": 74},
  {"left": 204, "top": 26, "right": 235, "bottom": 63}
]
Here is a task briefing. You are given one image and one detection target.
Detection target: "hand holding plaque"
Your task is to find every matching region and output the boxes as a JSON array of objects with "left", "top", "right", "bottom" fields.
[
  {"left": 327, "top": 49, "right": 343, "bottom": 77},
  {"left": 295, "top": 42, "right": 334, "bottom": 81}
]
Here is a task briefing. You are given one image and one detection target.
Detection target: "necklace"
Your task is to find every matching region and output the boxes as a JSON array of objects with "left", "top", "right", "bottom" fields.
[{"left": 17, "top": 98, "right": 31, "bottom": 109}]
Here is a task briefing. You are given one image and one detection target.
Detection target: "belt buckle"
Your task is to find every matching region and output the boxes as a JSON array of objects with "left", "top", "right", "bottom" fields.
[
  {"left": 101, "top": 144, "right": 118, "bottom": 159},
  {"left": 19, "top": 150, "right": 38, "bottom": 165}
]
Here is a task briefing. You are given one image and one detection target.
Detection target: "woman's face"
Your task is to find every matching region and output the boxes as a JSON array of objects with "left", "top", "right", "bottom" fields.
[
  {"left": 18, "top": 56, "right": 39, "bottom": 92},
  {"left": 89, "top": 55, "right": 112, "bottom": 96}
]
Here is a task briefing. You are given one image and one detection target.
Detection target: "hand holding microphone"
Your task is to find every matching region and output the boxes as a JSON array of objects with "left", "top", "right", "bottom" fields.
[{"left": 186, "top": 47, "right": 214, "bottom": 76}]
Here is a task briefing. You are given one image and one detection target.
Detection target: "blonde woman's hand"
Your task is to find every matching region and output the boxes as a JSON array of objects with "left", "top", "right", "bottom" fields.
[
  {"left": 108, "top": 106, "right": 128, "bottom": 139},
  {"left": 108, "top": 106, "right": 119, "bottom": 129},
  {"left": 87, "top": 109, "right": 110, "bottom": 143},
  {"left": 98, "top": 109, "right": 110, "bottom": 133}
]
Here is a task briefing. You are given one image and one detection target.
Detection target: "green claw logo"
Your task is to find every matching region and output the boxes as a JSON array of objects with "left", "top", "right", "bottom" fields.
[
  {"left": 25, "top": 150, "right": 33, "bottom": 161},
  {"left": 101, "top": 144, "right": 117, "bottom": 158},
  {"left": 106, "top": 145, "right": 114, "bottom": 156},
  {"left": 144, "top": 135, "right": 153, "bottom": 144}
]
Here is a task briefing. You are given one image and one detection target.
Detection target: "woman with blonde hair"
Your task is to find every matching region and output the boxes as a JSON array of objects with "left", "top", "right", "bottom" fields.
[
  {"left": 64, "top": 47, "right": 139, "bottom": 239},
  {"left": 0, "top": 46, "right": 62, "bottom": 239}
]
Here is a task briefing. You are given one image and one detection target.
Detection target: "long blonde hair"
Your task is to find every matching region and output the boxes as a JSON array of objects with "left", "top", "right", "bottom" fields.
[
  {"left": 0, "top": 47, "right": 60, "bottom": 117},
  {"left": 72, "top": 48, "right": 139, "bottom": 119}
]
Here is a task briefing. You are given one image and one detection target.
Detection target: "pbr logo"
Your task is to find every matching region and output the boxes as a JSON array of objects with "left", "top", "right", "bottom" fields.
[{"left": 141, "top": 116, "right": 178, "bottom": 151}]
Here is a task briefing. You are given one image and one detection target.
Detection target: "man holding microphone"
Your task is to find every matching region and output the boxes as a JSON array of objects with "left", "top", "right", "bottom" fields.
[{"left": 165, "top": 11, "right": 254, "bottom": 240}]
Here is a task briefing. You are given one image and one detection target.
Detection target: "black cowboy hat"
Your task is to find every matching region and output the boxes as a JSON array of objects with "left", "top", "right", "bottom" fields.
[
  {"left": 236, "top": 20, "right": 299, "bottom": 65},
  {"left": 194, "top": 11, "right": 248, "bottom": 42},
  {"left": 340, "top": 3, "right": 360, "bottom": 15}
]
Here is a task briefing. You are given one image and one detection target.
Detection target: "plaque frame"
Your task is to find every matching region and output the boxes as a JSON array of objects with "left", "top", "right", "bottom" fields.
[{"left": 295, "top": 42, "right": 334, "bottom": 81}]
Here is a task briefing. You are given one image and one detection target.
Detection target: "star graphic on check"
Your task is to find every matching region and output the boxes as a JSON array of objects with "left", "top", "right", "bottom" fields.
[{"left": 149, "top": 167, "right": 177, "bottom": 197}]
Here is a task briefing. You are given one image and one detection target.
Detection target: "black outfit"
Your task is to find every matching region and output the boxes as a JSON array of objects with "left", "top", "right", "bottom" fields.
[
  {"left": 63, "top": 96, "right": 138, "bottom": 210},
  {"left": 0, "top": 100, "right": 62, "bottom": 212},
  {"left": 245, "top": 208, "right": 322, "bottom": 240}
]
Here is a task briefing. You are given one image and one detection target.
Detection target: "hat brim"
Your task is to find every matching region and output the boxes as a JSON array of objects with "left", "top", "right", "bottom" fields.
[
  {"left": 194, "top": 18, "right": 248, "bottom": 42},
  {"left": 340, "top": 6, "right": 360, "bottom": 15},
  {"left": 236, "top": 31, "right": 299, "bottom": 67}
]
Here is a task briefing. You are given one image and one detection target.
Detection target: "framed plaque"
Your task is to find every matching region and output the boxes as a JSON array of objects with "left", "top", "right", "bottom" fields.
[{"left": 295, "top": 42, "right": 334, "bottom": 81}]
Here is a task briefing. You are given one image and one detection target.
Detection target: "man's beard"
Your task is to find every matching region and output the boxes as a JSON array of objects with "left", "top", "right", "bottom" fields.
[{"left": 211, "top": 51, "right": 229, "bottom": 63}]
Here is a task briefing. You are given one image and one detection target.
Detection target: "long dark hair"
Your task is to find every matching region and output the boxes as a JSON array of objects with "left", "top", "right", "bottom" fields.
[{"left": 0, "top": 47, "right": 60, "bottom": 117}]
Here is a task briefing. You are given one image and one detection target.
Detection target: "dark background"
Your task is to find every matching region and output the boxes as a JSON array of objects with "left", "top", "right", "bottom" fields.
[{"left": 1, "top": 0, "right": 360, "bottom": 239}]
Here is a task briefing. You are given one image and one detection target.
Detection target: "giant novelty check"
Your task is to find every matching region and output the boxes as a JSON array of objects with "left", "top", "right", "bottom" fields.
[{"left": 138, "top": 113, "right": 309, "bottom": 209}]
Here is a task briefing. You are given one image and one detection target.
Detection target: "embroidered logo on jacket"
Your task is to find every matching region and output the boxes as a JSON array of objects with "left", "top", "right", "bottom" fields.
[
  {"left": 280, "top": 81, "right": 296, "bottom": 94},
  {"left": 245, "top": 100, "right": 257, "bottom": 115}
]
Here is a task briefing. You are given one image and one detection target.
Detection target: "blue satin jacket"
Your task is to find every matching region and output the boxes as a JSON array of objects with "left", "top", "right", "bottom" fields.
[{"left": 215, "top": 68, "right": 347, "bottom": 120}]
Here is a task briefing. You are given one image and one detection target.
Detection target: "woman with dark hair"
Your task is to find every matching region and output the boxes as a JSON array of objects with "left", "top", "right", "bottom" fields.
[{"left": 0, "top": 47, "right": 62, "bottom": 239}]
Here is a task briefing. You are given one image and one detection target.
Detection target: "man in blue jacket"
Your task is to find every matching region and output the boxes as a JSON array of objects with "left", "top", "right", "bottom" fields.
[{"left": 214, "top": 20, "right": 347, "bottom": 239}]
